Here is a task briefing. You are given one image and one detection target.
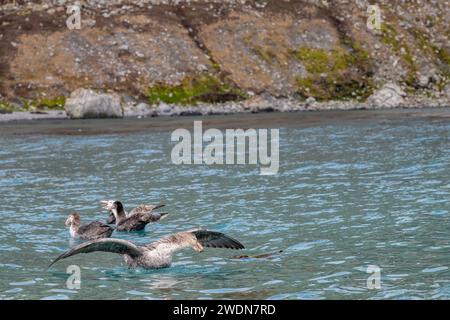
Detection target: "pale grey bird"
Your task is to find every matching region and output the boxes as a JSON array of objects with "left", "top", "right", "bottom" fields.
[{"left": 49, "top": 229, "right": 244, "bottom": 269}]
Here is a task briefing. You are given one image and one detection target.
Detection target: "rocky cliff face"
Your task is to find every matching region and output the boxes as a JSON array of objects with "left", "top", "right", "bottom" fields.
[{"left": 0, "top": 0, "right": 449, "bottom": 114}]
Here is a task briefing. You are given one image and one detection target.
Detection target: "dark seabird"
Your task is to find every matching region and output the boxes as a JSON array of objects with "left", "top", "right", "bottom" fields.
[
  {"left": 101, "top": 200, "right": 168, "bottom": 231},
  {"left": 101, "top": 200, "right": 166, "bottom": 224},
  {"left": 65, "top": 213, "right": 114, "bottom": 240},
  {"left": 49, "top": 229, "right": 244, "bottom": 269}
]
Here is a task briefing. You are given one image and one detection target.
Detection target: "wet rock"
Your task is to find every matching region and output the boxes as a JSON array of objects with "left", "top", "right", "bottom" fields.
[
  {"left": 305, "top": 96, "right": 316, "bottom": 106},
  {"left": 367, "top": 83, "right": 407, "bottom": 108},
  {"left": 65, "top": 89, "right": 123, "bottom": 119}
]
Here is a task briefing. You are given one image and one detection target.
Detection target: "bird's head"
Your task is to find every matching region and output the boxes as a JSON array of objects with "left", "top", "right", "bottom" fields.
[
  {"left": 113, "top": 201, "right": 124, "bottom": 213},
  {"left": 101, "top": 200, "right": 124, "bottom": 213},
  {"left": 100, "top": 200, "right": 115, "bottom": 211},
  {"left": 65, "top": 213, "right": 80, "bottom": 227}
]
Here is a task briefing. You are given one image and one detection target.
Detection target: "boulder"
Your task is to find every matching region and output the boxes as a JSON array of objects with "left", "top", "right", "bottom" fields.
[
  {"left": 417, "top": 68, "right": 440, "bottom": 88},
  {"left": 65, "top": 89, "right": 123, "bottom": 118},
  {"left": 305, "top": 96, "right": 317, "bottom": 106},
  {"left": 367, "top": 83, "right": 406, "bottom": 108},
  {"left": 123, "top": 102, "right": 155, "bottom": 118}
]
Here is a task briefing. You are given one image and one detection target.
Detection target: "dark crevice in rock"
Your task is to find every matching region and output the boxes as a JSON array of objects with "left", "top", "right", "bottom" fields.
[
  {"left": 174, "top": 6, "right": 223, "bottom": 74},
  {"left": 173, "top": 6, "right": 247, "bottom": 102}
]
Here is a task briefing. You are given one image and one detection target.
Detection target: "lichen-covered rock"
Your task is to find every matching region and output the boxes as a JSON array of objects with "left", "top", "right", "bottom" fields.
[
  {"left": 65, "top": 89, "right": 123, "bottom": 119},
  {"left": 367, "top": 83, "right": 407, "bottom": 108}
]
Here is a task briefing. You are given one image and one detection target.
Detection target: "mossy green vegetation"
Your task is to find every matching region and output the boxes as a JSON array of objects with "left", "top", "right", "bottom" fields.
[
  {"left": 20, "top": 98, "right": 31, "bottom": 111},
  {"left": 32, "top": 96, "right": 66, "bottom": 110},
  {"left": 409, "top": 28, "right": 450, "bottom": 67},
  {"left": 437, "top": 48, "right": 450, "bottom": 66},
  {"left": 0, "top": 96, "right": 66, "bottom": 114},
  {"left": 407, "top": 27, "right": 450, "bottom": 90},
  {"left": 379, "top": 23, "right": 400, "bottom": 50},
  {"left": 344, "top": 40, "right": 372, "bottom": 73},
  {"left": 292, "top": 44, "right": 373, "bottom": 101},
  {"left": 379, "top": 22, "right": 418, "bottom": 87},
  {"left": 243, "top": 36, "right": 277, "bottom": 65},
  {"left": 251, "top": 45, "right": 277, "bottom": 65},
  {"left": 296, "top": 75, "right": 373, "bottom": 102},
  {"left": 147, "top": 74, "right": 248, "bottom": 105},
  {"left": 0, "top": 100, "right": 16, "bottom": 114},
  {"left": 292, "top": 47, "right": 354, "bottom": 74}
]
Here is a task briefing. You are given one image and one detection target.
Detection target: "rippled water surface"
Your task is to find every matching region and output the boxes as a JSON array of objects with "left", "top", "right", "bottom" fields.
[{"left": 0, "top": 112, "right": 449, "bottom": 299}]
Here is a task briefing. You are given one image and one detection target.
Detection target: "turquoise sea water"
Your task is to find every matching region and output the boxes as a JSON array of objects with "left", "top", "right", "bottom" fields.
[{"left": 0, "top": 112, "right": 449, "bottom": 299}]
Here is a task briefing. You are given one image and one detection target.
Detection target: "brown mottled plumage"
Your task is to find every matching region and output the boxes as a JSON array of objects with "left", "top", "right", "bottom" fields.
[
  {"left": 101, "top": 200, "right": 167, "bottom": 229},
  {"left": 65, "top": 213, "right": 113, "bottom": 240},
  {"left": 49, "top": 229, "right": 244, "bottom": 269}
]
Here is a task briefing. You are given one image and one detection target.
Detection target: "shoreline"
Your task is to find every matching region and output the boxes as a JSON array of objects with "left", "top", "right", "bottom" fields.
[
  {"left": 1, "top": 107, "right": 450, "bottom": 136},
  {"left": 1, "top": 96, "right": 449, "bottom": 124}
]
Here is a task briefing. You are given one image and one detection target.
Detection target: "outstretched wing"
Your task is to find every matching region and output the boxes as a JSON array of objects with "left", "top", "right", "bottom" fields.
[
  {"left": 192, "top": 230, "right": 244, "bottom": 249},
  {"left": 143, "top": 211, "right": 169, "bottom": 222},
  {"left": 145, "top": 229, "right": 244, "bottom": 253},
  {"left": 115, "top": 212, "right": 168, "bottom": 231},
  {"left": 117, "top": 207, "right": 168, "bottom": 231},
  {"left": 49, "top": 238, "right": 142, "bottom": 268},
  {"left": 106, "top": 203, "right": 166, "bottom": 225},
  {"left": 129, "top": 204, "right": 166, "bottom": 217}
]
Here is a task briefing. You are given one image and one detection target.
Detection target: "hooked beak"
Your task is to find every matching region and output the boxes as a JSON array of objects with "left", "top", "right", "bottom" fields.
[
  {"left": 100, "top": 200, "right": 114, "bottom": 211},
  {"left": 65, "top": 218, "right": 71, "bottom": 227}
]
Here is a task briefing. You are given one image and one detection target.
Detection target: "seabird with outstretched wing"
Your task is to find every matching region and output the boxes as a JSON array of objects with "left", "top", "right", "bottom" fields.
[{"left": 49, "top": 229, "right": 244, "bottom": 269}]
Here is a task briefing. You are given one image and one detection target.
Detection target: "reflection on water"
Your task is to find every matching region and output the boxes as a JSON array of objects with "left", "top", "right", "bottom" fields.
[{"left": 0, "top": 115, "right": 449, "bottom": 299}]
